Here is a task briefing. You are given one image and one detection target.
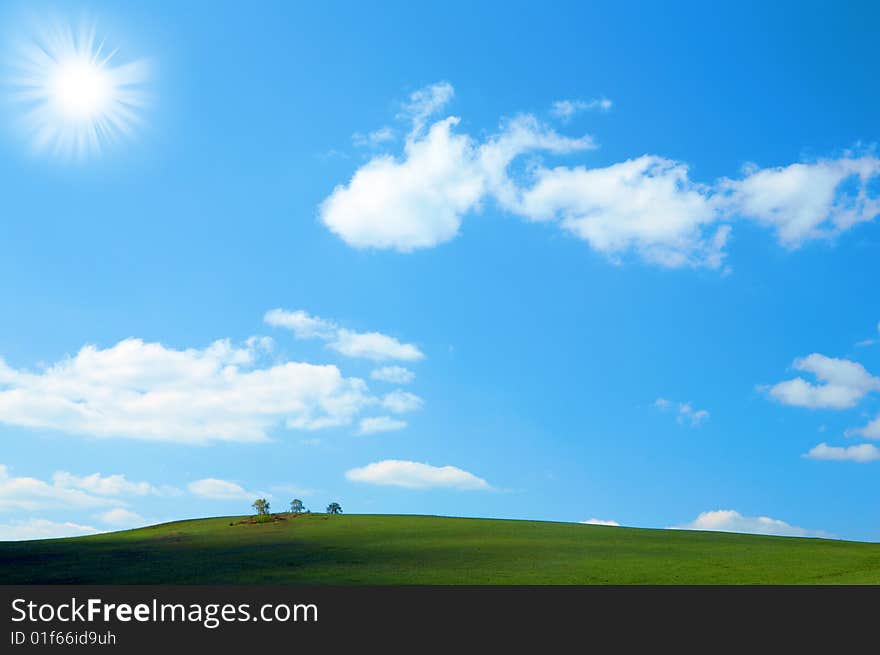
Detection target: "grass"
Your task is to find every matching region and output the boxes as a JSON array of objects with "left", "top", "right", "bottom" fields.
[{"left": 2, "top": 514, "right": 880, "bottom": 584}]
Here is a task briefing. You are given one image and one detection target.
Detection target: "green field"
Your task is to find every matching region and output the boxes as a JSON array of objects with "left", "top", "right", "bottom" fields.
[{"left": 2, "top": 514, "right": 879, "bottom": 584}]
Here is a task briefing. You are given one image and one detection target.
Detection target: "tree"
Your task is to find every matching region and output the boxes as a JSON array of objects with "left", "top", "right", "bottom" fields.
[
  {"left": 326, "top": 502, "right": 343, "bottom": 515},
  {"left": 290, "top": 499, "right": 304, "bottom": 514},
  {"left": 252, "top": 498, "right": 270, "bottom": 516}
]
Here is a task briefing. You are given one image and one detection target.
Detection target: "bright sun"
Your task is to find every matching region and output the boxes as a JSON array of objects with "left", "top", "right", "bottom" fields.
[
  {"left": 49, "top": 57, "right": 113, "bottom": 120},
  {"left": 7, "top": 19, "right": 150, "bottom": 160}
]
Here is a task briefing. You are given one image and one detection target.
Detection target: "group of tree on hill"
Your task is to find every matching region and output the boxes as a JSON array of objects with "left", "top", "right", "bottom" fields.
[{"left": 250, "top": 498, "right": 343, "bottom": 518}]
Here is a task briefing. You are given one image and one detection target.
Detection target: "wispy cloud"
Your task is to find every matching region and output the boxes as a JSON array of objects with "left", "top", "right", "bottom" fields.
[
  {"left": 265, "top": 309, "right": 424, "bottom": 362},
  {"left": 654, "top": 398, "right": 710, "bottom": 426},
  {"left": 550, "top": 97, "right": 612, "bottom": 121}
]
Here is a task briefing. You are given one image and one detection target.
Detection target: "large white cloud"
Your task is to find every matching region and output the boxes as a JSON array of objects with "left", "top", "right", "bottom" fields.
[
  {"left": 0, "top": 518, "right": 100, "bottom": 541},
  {"left": 345, "top": 459, "right": 491, "bottom": 490},
  {"left": 804, "top": 442, "right": 880, "bottom": 463},
  {"left": 513, "top": 156, "right": 729, "bottom": 268},
  {"left": 265, "top": 309, "right": 424, "bottom": 362},
  {"left": 764, "top": 353, "right": 880, "bottom": 409},
  {"left": 719, "top": 156, "right": 880, "bottom": 247},
  {"left": 672, "top": 509, "right": 830, "bottom": 538},
  {"left": 320, "top": 117, "right": 485, "bottom": 251},
  {"left": 319, "top": 82, "right": 880, "bottom": 268},
  {"left": 319, "top": 95, "right": 594, "bottom": 253},
  {"left": 0, "top": 336, "right": 379, "bottom": 443},
  {"left": 0, "top": 464, "right": 121, "bottom": 512}
]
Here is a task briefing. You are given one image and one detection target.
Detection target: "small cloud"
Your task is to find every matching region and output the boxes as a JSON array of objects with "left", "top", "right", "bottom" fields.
[
  {"left": 655, "top": 398, "right": 710, "bottom": 427},
  {"left": 550, "top": 97, "right": 613, "bottom": 121},
  {"left": 671, "top": 509, "right": 831, "bottom": 538},
  {"left": 357, "top": 416, "right": 407, "bottom": 435},
  {"left": 346, "top": 459, "right": 491, "bottom": 490},
  {"left": 400, "top": 81, "right": 455, "bottom": 135},
  {"left": 265, "top": 309, "right": 424, "bottom": 362},
  {"left": 763, "top": 354, "right": 880, "bottom": 409},
  {"left": 370, "top": 366, "right": 415, "bottom": 384},
  {"left": 381, "top": 389, "right": 424, "bottom": 414},
  {"left": 95, "top": 508, "right": 146, "bottom": 528},
  {"left": 188, "top": 478, "right": 262, "bottom": 500},
  {"left": 804, "top": 442, "right": 880, "bottom": 463},
  {"left": 580, "top": 518, "right": 620, "bottom": 527},
  {"left": 850, "top": 414, "right": 880, "bottom": 440},
  {"left": 352, "top": 126, "right": 395, "bottom": 148}
]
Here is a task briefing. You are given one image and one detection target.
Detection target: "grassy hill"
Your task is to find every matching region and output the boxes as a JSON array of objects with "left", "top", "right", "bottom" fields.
[{"left": 2, "top": 514, "right": 880, "bottom": 584}]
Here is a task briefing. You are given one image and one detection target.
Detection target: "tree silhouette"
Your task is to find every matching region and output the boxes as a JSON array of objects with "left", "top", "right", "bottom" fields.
[
  {"left": 252, "top": 498, "right": 270, "bottom": 516},
  {"left": 326, "top": 502, "right": 343, "bottom": 515},
  {"left": 290, "top": 499, "right": 304, "bottom": 514}
]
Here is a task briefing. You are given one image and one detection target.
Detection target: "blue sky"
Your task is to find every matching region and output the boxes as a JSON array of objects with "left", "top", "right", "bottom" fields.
[{"left": 1, "top": 0, "right": 879, "bottom": 541}]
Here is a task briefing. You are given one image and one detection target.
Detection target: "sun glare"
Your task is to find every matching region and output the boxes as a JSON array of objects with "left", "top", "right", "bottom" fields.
[{"left": 6, "top": 18, "right": 150, "bottom": 160}]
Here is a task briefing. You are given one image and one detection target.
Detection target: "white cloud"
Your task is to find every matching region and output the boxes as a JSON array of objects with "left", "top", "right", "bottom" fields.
[
  {"left": 320, "top": 83, "right": 880, "bottom": 269},
  {"left": 0, "top": 518, "right": 100, "bottom": 541},
  {"left": 357, "top": 416, "right": 407, "bottom": 435},
  {"left": 851, "top": 415, "right": 880, "bottom": 439},
  {"left": 401, "top": 81, "right": 455, "bottom": 136},
  {"left": 188, "top": 478, "right": 260, "bottom": 500},
  {"left": 580, "top": 518, "right": 620, "bottom": 526},
  {"left": 381, "top": 389, "right": 424, "bottom": 414},
  {"left": 655, "top": 397, "right": 710, "bottom": 426},
  {"left": 332, "top": 330, "right": 423, "bottom": 361},
  {"left": 264, "top": 309, "right": 337, "bottom": 340},
  {"left": 515, "top": 156, "right": 730, "bottom": 269},
  {"left": 0, "top": 465, "right": 121, "bottom": 512},
  {"left": 370, "top": 366, "right": 415, "bottom": 384},
  {"left": 0, "top": 336, "right": 376, "bottom": 443},
  {"left": 345, "top": 459, "right": 491, "bottom": 490},
  {"left": 677, "top": 403, "right": 710, "bottom": 427},
  {"left": 96, "top": 508, "right": 146, "bottom": 528},
  {"left": 858, "top": 322, "right": 880, "bottom": 347},
  {"left": 352, "top": 126, "right": 395, "bottom": 148},
  {"left": 265, "top": 309, "right": 424, "bottom": 362},
  {"left": 672, "top": 509, "right": 830, "bottom": 538},
  {"left": 719, "top": 156, "right": 880, "bottom": 247},
  {"left": 764, "top": 353, "right": 880, "bottom": 409},
  {"left": 804, "top": 442, "right": 880, "bottom": 463},
  {"left": 320, "top": 84, "right": 594, "bottom": 253},
  {"left": 52, "top": 472, "right": 168, "bottom": 496},
  {"left": 320, "top": 117, "right": 486, "bottom": 251},
  {"left": 550, "top": 97, "right": 613, "bottom": 121}
]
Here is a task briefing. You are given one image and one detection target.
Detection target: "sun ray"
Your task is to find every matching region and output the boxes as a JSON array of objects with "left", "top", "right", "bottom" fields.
[{"left": 5, "top": 17, "right": 150, "bottom": 161}]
